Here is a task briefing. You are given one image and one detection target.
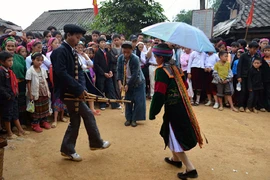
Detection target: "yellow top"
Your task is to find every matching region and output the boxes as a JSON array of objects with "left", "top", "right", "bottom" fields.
[{"left": 214, "top": 61, "right": 230, "bottom": 80}]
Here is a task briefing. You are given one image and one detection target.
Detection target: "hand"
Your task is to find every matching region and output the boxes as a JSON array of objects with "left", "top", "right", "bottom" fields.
[
  {"left": 30, "top": 95, "right": 34, "bottom": 101},
  {"left": 188, "top": 73, "right": 192, "bottom": 80},
  {"left": 223, "top": 80, "right": 228, "bottom": 84},
  {"left": 9, "top": 31, "right": 16, "bottom": 36},
  {"left": 237, "top": 78, "right": 242, "bottom": 83},
  {"left": 78, "top": 90, "right": 88, "bottom": 99},
  {"left": 249, "top": 89, "right": 252, "bottom": 92},
  {"left": 125, "top": 85, "right": 128, "bottom": 92},
  {"left": 104, "top": 73, "right": 110, "bottom": 78},
  {"left": 204, "top": 68, "right": 208, "bottom": 72}
]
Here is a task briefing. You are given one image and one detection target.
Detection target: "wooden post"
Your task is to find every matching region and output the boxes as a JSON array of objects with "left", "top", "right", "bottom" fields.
[
  {"left": 200, "top": 0, "right": 205, "bottom": 10},
  {"left": 244, "top": 26, "right": 249, "bottom": 40}
]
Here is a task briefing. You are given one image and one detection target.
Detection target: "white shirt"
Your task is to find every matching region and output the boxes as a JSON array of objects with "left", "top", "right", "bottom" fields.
[
  {"left": 187, "top": 51, "right": 206, "bottom": 73},
  {"left": 77, "top": 53, "right": 93, "bottom": 70},
  {"left": 25, "top": 66, "right": 50, "bottom": 100},
  {"left": 147, "top": 47, "right": 157, "bottom": 65},
  {"left": 204, "top": 53, "right": 219, "bottom": 70},
  {"left": 139, "top": 52, "right": 147, "bottom": 66},
  {"left": 26, "top": 54, "right": 51, "bottom": 71}
]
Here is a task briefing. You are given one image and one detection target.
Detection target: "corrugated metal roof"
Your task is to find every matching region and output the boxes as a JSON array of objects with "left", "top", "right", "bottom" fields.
[
  {"left": 24, "top": 8, "right": 95, "bottom": 32},
  {"left": 0, "top": 18, "right": 22, "bottom": 31},
  {"left": 213, "top": 0, "right": 270, "bottom": 37}
]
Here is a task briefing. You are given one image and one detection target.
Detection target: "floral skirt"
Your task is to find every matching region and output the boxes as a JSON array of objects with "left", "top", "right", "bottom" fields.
[
  {"left": 33, "top": 96, "right": 50, "bottom": 119},
  {"left": 53, "top": 98, "right": 67, "bottom": 112}
]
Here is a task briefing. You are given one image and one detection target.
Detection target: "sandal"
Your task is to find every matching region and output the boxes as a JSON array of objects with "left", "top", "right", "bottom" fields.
[
  {"left": 194, "top": 102, "right": 200, "bottom": 106},
  {"left": 231, "top": 107, "right": 239, "bottom": 113},
  {"left": 61, "top": 118, "right": 68, "bottom": 123},
  {"left": 18, "top": 131, "right": 30, "bottom": 136},
  {"left": 219, "top": 107, "right": 224, "bottom": 111},
  {"left": 51, "top": 122, "right": 57, "bottom": 128}
]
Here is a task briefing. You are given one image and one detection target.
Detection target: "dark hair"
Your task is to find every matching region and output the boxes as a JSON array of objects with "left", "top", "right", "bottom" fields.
[
  {"left": 64, "top": 32, "right": 75, "bottom": 39},
  {"left": 47, "top": 26, "right": 57, "bottom": 31},
  {"left": 252, "top": 38, "right": 260, "bottom": 43},
  {"left": 215, "top": 37, "right": 223, "bottom": 42},
  {"left": 248, "top": 41, "right": 259, "bottom": 48},
  {"left": 52, "top": 31, "right": 61, "bottom": 37},
  {"left": 43, "top": 30, "right": 51, "bottom": 37},
  {"left": 263, "top": 45, "right": 270, "bottom": 51},
  {"left": 0, "top": 51, "right": 13, "bottom": 62},
  {"left": 231, "top": 42, "right": 239, "bottom": 47},
  {"left": 218, "top": 42, "right": 226, "bottom": 49},
  {"left": 136, "top": 46, "right": 141, "bottom": 59},
  {"left": 253, "top": 57, "right": 262, "bottom": 62},
  {"left": 86, "top": 48, "right": 95, "bottom": 54},
  {"left": 237, "top": 39, "right": 247, "bottom": 48},
  {"left": 33, "top": 41, "right": 42, "bottom": 47},
  {"left": 112, "top": 34, "right": 121, "bottom": 40},
  {"left": 26, "top": 31, "right": 35, "bottom": 38},
  {"left": 97, "top": 37, "right": 106, "bottom": 44},
  {"left": 80, "top": 37, "right": 86, "bottom": 42},
  {"left": 33, "top": 33, "right": 42, "bottom": 39},
  {"left": 92, "top": 30, "right": 100, "bottom": 35},
  {"left": 218, "top": 50, "right": 228, "bottom": 57},
  {"left": 137, "top": 33, "right": 144, "bottom": 37},
  {"left": 31, "top": 52, "right": 43, "bottom": 60}
]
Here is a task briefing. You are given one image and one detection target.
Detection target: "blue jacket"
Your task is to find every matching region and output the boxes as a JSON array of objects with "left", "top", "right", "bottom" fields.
[{"left": 117, "top": 53, "right": 145, "bottom": 88}]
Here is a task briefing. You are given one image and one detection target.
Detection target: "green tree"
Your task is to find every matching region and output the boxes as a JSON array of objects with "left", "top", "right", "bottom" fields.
[
  {"left": 209, "top": 0, "right": 222, "bottom": 12},
  {"left": 88, "top": 0, "right": 167, "bottom": 36},
  {"left": 173, "top": 10, "right": 192, "bottom": 24}
]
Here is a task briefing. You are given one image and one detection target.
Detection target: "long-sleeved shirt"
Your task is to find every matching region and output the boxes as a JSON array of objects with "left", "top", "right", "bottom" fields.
[
  {"left": 26, "top": 54, "right": 51, "bottom": 71},
  {"left": 248, "top": 67, "right": 264, "bottom": 90},
  {"left": 204, "top": 53, "right": 219, "bottom": 70},
  {"left": 187, "top": 51, "right": 206, "bottom": 73},
  {"left": 237, "top": 52, "right": 261, "bottom": 79},
  {"left": 147, "top": 47, "right": 157, "bottom": 65},
  {"left": 180, "top": 52, "right": 191, "bottom": 72}
]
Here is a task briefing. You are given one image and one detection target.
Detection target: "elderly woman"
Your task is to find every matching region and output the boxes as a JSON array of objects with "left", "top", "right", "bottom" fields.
[
  {"left": 2, "top": 37, "right": 28, "bottom": 126},
  {"left": 149, "top": 43, "right": 203, "bottom": 179}
]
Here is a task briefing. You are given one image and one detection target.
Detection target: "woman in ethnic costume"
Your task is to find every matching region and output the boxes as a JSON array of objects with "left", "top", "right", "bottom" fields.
[
  {"left": 149, "top": 43, "right": 203, "bottom": 179},
  {"left": 2, "top": 37, "right": 28, "bottom": 126}
]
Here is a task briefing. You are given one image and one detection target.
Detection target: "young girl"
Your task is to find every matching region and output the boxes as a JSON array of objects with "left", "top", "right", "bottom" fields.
[
  {"left": 204, "top": 52, "right": 219, "bottom": 108},
  {"left": 26, "top": 39, "right": 51, "bottom": 70},
  {"left": 42, "top": 30, "right": 52, "bottom": 55},
  {"left": 213, "top": 51, "right": 238, "bottom": 112},
  {"left": 77, "top": 42, "right": 101, "bottom": 116},
  {"left": 187, "top": 51, "right": 206, "bottom": 105},
  {"left": 16, "top": 46, "right": 28, "bottom": 59},
  {"left": 85, "top": 48, "right": 96, "bottom": 85},
  {"left": 0, "top": 51, "right": 30, "bottom": 139},
  {"left": 149, "top": 44, "right": 203, "bottom": 179},
  {"left": 26, "top": 52, "right": 51, "bottom": 132},
  {"left": 46, "top": 38, "right": 67, "bottom": 128},
  {"left": 180, "top": 48, "right": 192, "bottom": 78}
]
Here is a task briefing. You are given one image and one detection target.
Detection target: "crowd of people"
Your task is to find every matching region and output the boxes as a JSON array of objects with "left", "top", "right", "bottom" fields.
[
  {"left": 0, "top": 26, "right": 270, "bottom": 139},
  {"left": 0, "top": 23, "right": 270, "bottom": 179}
]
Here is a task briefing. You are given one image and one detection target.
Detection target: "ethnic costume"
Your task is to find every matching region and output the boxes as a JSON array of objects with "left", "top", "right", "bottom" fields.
[
  {"left": 149, "top": 46, "right": 203, "bottom": 152},
  {"left": 117, "top": 42, "right": 146, "bottom": 125}
]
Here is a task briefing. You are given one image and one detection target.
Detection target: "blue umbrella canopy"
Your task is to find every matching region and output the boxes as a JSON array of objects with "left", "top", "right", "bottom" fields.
[{"left": 141, "top": 22, "right": 215, "bottom": 52}]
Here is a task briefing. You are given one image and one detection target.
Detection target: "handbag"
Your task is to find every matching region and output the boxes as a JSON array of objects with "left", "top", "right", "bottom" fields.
[
  {"left": 211, "top": 78, "right": 218, "bottom": 84},
  {"left": 187, "top": 79, "right": 194, "bottom": 98},
  {"left": 26, "top": 100, "right": 35, "bottom": 113}
]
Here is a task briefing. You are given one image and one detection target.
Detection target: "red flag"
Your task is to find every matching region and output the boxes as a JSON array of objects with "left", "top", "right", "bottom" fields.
[
  {"left": 93, "top": 0, "right": 98, "bottom": 16},
  {"left": 246, "top": 0, "right": 255, "bottom": 26}
]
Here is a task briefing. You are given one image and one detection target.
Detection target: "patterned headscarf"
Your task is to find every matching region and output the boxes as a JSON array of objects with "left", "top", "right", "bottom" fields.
[
  {"left": 16, "top": 45, "right": 24, "bottom": 54},
  {"left": 2, "top": 36, "right": 16, "bottom": 50},
  {"left": 47, "top": 37, "right": 57, "bottom": 53},
  {"left": 152, "top": 44, "right": 173, "bottom": 57},
  {"left": 27, "top": 39, "right": 41, "bottom": 53},
  {"left": 260, "top": 38, "right": 269, "bottom": 44}
]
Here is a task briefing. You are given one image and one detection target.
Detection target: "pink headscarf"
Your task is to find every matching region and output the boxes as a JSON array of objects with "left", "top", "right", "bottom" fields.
[
  {"left": 47, "top": 37, "right": 57, "bottom": 52},
  {"left": 27, "top": 39, "right": 41, "bottom": 52},
  {"left": 16, "top": 45, "right": 24, "bottom": 54},
  {"left": 260, "top": 38, "right": 269, "bottom": 44}
]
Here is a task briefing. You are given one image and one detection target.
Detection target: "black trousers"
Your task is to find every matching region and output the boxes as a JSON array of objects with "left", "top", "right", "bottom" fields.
[
  {"left": 247, "top": 89, "right": 264, "bottom": 109},
  {"left": 239, "top": 77, "right": 248, "bottom": 107},
  {"left": 264, "top": 82, "right": 270, "bottom": 111}
]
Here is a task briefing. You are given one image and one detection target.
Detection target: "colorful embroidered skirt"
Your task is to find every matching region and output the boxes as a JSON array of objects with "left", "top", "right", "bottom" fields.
[
  {"left": 53, "top": 98, "right": 67, "bottom": 112},
  {"left": 33, "top": 96, "right": 50, "bottom": 119}
]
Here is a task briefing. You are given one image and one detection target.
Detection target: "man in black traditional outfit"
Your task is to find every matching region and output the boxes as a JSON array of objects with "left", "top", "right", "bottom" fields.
[{"left": 51, "top": 24, "right": 110, "bottom": 162}]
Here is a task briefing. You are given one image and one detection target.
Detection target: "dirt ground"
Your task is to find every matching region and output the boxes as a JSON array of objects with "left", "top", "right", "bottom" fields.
[{"left": 3, "top": 100, "right": 270, "bottom": 180}]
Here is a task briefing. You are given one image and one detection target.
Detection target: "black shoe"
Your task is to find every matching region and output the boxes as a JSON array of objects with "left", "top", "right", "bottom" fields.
[
  {"left": 177, "top": 169, "right": 198, "bottom": 179},
  {"left": 131, "top": 121, "right": 137, "bottom": 127},
  {"left": 124, "top": 121, "right": 131, "bottom": 126},
  {"left": 164, "top": 157, "right": 182, "bottom": 168}
]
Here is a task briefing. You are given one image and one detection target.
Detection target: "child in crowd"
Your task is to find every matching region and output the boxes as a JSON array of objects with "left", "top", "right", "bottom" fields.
[
  {"left": 91, "top": 30, "right": 100, "bottom": 43},
  {"left": 259, "top": 38, "right": 269, "bottom": 57},
  {"left": 246, "top": 58, "right": 266, "bottom": 113},
  {"left": 230, "top": 42, "right": 239, "bottom": 63},
  {"left": 187, "top": 51, "right": 206, "bottom": 106},
  {"left": 16, "top": 45, "right": 28, "bottom": 59},
  {"left": 232, "top": 49, "right": 244, "bottom": 106},
  {"left": 261, "top": 45, "right": 270, "bottom": 111},
  {"left": 85, "top": 48, "right": 96, "bottom": 84},
  {"left": 26, "top": 39, "right": 51, "bottom": 70},
  {"left": 204, "top": 52, "right": 219, "bottom": 108},
  {"left": 26, "top": 52, "right": 51, "bottom": 132},
  {"left": 180, "top": 48, "right": 192, "bottom": 78},
  {"left": 88, "top": 42, "right": 99, "bottom": 53},
  {"left": 237, "top": 42, "right": 260, "bottom": 112},
  {"left": 237, "top": 39, "right": 247, "bottom": 52},
  {"left": 42, "top": 30, "right": 52, "bottom": 55},
  {"left": 52, "top": 31, "right": 63, "bottom": 44},
  {"left": 0, "top": 51, "right": 30, "bottom": 139},
  {"left": 213, "top": 51, "right": 238, "bottom": 112}
]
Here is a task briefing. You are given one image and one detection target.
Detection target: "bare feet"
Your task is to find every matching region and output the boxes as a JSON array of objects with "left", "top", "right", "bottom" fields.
[{"left": 18, "top": 130, "right": 30, "bottom": 136}]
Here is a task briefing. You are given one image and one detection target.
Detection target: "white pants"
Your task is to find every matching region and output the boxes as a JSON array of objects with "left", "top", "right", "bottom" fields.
[{"left": 149, "top": 65, "right": 158, "bottom": 97}]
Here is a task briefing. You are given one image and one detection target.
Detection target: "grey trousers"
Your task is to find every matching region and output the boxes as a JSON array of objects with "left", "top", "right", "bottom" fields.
[{"left": 60, "top": 101, "right": 103, "bottom": 155}]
